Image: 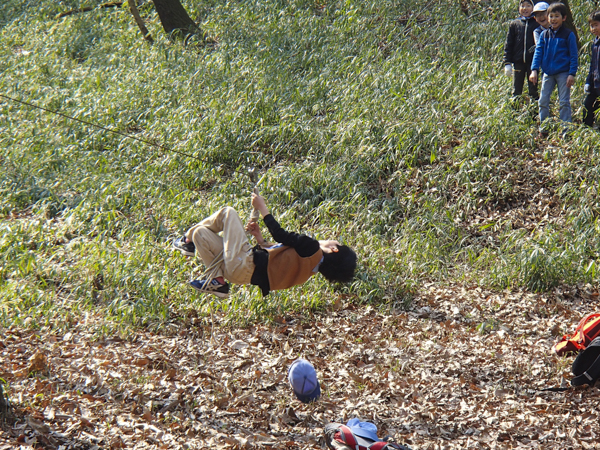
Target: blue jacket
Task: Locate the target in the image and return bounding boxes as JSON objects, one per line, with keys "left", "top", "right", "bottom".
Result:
{"left": 586, "top": 37, "right": 600, "bottom": 94}
{"left": 531, "top": 26, "right": 578, "bottom": 76}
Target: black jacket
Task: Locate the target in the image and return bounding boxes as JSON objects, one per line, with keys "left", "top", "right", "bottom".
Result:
{"left": 504, "top": 16, "right": 538, "bottom": 66}
{"left": 250, "top": 214, "right": 320, "bottom": 296}
{"left": 586, "top": 37, "right": 600, "bottom": 94}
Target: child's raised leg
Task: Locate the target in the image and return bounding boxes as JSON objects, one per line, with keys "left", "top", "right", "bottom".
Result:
{"left": 187, "top": 207, "right": 255, "bottom": 285}
{"left": 187, "top": 220, "right": 225, "bottom": 280}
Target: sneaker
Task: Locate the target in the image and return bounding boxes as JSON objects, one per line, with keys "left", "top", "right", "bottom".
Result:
{"left": 173, "top": 235, "right": 195, "bottom": 256}
{"left": 189, "top": 279, "right": 230, "bottom": 298}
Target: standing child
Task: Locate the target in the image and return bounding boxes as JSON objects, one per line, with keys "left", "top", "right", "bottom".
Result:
{"left": 529, "top": 2, "right": 578, "bottom": 136}
{"left": 583, "top": 11, "right": 600, "bottom": 128}
{"left": 504, "top": 0, "right": 539, "bottom": 100}
{"left": 172, "top": 194, "right": 357, "bottom": 298}
{"left": 532, "top": 2, "right": 550, "bottom": 45}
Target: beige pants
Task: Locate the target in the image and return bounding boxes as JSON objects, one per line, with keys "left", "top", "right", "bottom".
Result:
{"left": 186, "top": 207, "right": 255, "bottom": 285}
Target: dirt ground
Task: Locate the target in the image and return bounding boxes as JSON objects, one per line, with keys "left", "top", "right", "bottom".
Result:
{"left": 2, "top": 283, "right": 600, "bottom": 449}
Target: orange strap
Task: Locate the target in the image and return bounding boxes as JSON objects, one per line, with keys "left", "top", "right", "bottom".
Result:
{"left": 567, "top": 313, "right": 600, "bottom": 350}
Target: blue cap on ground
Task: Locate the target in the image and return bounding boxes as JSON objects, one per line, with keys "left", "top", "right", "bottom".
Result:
{"left": 288, "top": 359, "right": 321, "bottom": 403}
{"left": 346, "top": 418, "right": 380, "bottom": 442}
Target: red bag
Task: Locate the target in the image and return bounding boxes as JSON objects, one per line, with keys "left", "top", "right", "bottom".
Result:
{"left": 554, "top": 313, "right": 600, "bottom": 356}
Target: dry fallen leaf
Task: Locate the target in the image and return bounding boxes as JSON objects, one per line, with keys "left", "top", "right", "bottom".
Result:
{"left": 230, "top": 340, "right": 249, "bottom": 350}
{"left": 333, "top": 297, "right": 344, "bottom": 311}
{"left": 3, "top": 284, "right": 600, "bottom": 449}
{"left": 27, "top": 351, "right": 48, "bottom": 375}
{"left": 134, "top": 358, "right": 151, "bottom": 367}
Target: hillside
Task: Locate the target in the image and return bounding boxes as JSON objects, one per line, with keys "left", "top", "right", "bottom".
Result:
{"left": 1, "top": 0, "right": 600, "bottom": 448}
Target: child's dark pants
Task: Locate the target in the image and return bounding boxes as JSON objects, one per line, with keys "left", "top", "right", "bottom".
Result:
{"left": 583, "top": 91, "right": 600, "bottom": 127}
{"left": 513, "top": 63, "right": 538, "bottom": 99}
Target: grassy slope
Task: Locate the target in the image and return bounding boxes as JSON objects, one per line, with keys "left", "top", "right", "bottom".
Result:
{"left": 1, "top": 0, "right": 599, "bottom": 334}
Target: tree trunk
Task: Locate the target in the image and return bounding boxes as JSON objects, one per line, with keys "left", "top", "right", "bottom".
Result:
{"left": 151, "top": 0, "right": 200, "bottom": 38}
{"left": 561, "top": 0, "right": 580, "bottom": 49}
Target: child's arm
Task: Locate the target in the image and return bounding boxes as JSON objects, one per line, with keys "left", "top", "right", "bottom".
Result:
{"left": 245, "top": 221, "right": 267, "bottom": 245}
{"left": 245, "top": 221, "right": 276, "bottom": 248}
{"left": 586, "top": 41, "right": 596, "bottom": 90}
{"left": 503, "top": 22, "right": 516, "bottom": 68}
{"left": 251, "top": 194, "right": 320, "bottom": 257}
{"left": 567, "top": 31, "right": 578, "bottom": 87}
{"left": 262, "top": 215, "right": 320, "bottom": 257}
{"left": 529, "top": 33, "right": 544, "bottom": 85}
{"left": 586, "top": 52, "right": 594, "bottom": 92}
{"left": 529, "top": 70, "right": 538, "bottom": 85}
{"left": 251, "top": 193, "right": 270, "bottom": 218}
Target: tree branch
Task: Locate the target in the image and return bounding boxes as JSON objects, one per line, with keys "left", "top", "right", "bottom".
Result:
{"left": 128, "top": 0, "right": 154, "bottom": 43}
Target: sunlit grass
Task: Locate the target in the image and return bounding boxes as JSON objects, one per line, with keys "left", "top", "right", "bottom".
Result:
{"left": 1, "top": 0, "right": 598, "bottom": 332}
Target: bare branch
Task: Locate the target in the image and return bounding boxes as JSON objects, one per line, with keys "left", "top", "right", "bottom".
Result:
{"left": 128, "top": 0, "right": 154, "bottom": 43}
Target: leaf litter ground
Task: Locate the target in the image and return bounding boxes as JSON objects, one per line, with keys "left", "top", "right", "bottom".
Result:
{"left": 2, "top": 283, "right": 600, "bottom": 449}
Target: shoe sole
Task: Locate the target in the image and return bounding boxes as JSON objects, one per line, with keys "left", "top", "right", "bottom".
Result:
{"left": 173, "top": 247, "right": 195, "bottom": 257}
{"left": 172, "top": 242, "right": 195, "bottom": 256}
{"left": 189, "top": 283, "right": 229, "bottom": 298}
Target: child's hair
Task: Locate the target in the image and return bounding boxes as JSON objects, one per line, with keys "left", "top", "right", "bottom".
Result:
{"left": 589, "top": 11, "right": 600, "bottom": 23}
{"left": 520, "top": 0, "right": 533, "bottom": 6}
{"left": 318, "top": 245, "right": 357, "bottom": 283}
{"left": 548, "top": 2, "right": 568, "bottom": 17}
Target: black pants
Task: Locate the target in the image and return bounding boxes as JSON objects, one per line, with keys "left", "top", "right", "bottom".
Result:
{"left": 583, "top": 91, "right": 600, "bottom": 127}
{"left": 513, "top": 63, "right": 538, "bottom": 99}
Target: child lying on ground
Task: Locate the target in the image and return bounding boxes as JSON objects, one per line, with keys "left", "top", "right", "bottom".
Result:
{"left": 173, "top": 193, "right": 357, "bottom": 298}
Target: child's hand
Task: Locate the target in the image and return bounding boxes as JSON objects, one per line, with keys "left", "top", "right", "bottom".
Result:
{"left": 585, "top": 84, "right": 591, "bottom": 93}
{"left": 245, "top": 221, "right": 259, "bottom": 234}
{"left": 504, "top": 64, "right": 513, "bottom": 77}
{"left": 529, "top": 71, "right": 538, "bottom": 85}
{"left": 251, "top": 193, "right": 270, "bottom": 217}
{"left": 566, "top": 75, "right": 575, "bottom": 88}
{"left": 245, "top": 221, "right": 264, "bottom": 243}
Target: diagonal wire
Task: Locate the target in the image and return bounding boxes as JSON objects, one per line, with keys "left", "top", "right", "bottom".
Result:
{"left": 0, "top": 92, "right": 315, "bottom": 177}
{"left": 0, "top": 92, "right": 202, "bottom": 162}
